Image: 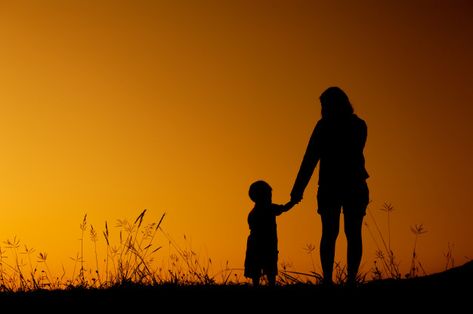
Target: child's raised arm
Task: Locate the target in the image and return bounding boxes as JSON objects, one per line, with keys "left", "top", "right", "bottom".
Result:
{"left": 282, "top": 200, "right": 297, "bottom": 212}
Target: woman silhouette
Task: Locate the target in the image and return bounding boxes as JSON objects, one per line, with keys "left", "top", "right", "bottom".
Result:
{"left": 291, "top": 87, "right": 369, "bottom": 286}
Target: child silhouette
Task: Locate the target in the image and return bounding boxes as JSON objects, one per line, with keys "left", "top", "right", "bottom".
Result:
{"left": 244, "top": 180, "right": 295, "bottom": 286}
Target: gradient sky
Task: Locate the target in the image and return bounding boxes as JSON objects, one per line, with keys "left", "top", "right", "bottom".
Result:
{"left": 0, "top": 0, "right": 472, "bottom": 279}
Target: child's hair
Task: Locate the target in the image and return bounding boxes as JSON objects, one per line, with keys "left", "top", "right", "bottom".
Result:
{"left": 249, "top": 180, "right": 272, "bottom": 203}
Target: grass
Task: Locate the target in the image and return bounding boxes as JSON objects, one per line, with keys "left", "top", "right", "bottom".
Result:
{"left": 280, "top": 201, "right": 439, "bottom": 286}
{"left": 0, "top": 208, "right": 470, "bottom": 312}
{"left": 0, "top": 205, "right": 467, "bottom": 293}
{"left": 365, "top": 202, "right": 401, "bottom": 280}
{"left": 0, "top": 210, "right": 237, "bottom": 292}
{"left": 363, "top": 202, "right": 438, "bottom": 281}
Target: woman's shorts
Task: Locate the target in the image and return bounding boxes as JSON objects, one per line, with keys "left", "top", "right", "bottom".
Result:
{"left": 317, "top": 181, "right": 369, "bottom": 217}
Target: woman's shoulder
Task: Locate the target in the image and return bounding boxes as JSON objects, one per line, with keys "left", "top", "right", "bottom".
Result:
{"left": 351, "top": 114, "right": 367, "bottom": 128}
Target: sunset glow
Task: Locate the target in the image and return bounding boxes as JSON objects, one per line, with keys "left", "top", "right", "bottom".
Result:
{"left": 0, "top": 1, "right": 472, "bottom": 281}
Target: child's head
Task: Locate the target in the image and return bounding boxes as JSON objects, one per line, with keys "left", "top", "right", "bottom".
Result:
{"left": 249, "top": 180, "right": 272, "bottom": 205}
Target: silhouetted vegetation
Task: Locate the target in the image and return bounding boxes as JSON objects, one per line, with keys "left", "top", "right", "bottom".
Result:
{"left": 0, "top": 209, "right": 470, "bottom": 312}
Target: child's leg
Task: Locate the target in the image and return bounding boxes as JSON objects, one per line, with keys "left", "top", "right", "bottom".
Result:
{"left": 267, "top": 275, "right": 276, "bottom": 287}
{"left": 252, "top": 276, "right": 260, "bottom": 287}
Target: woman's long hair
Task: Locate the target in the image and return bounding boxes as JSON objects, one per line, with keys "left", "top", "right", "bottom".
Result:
{"left": 319, "top": 87, "right": 354, "bottom": 120}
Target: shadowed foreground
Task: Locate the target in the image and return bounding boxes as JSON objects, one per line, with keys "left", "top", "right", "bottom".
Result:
{"left": 1, "top": 261, "right": 471, "bottom": 312}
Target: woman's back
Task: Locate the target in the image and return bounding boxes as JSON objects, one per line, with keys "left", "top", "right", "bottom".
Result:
{"left": 317, "top": 114, "right": 369, "bottom": 186}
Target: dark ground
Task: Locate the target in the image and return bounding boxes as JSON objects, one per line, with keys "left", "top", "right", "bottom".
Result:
{"left": 1, "top": 261, "right": 471, "bottom": 313}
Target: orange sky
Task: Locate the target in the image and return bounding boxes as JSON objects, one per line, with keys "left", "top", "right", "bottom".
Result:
{"left": 0, "top": 0, "right": 472, "bottom": 279}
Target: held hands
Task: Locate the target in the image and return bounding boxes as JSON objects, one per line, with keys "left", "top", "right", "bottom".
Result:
{"left": 282, "top": 192, "right": 303, "bottom": 212}
{"left": 283, "top": 199, "right": 298, "bottom": 212}
{"left": 290, "top": 192, "right": 303, "bottom": 205}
